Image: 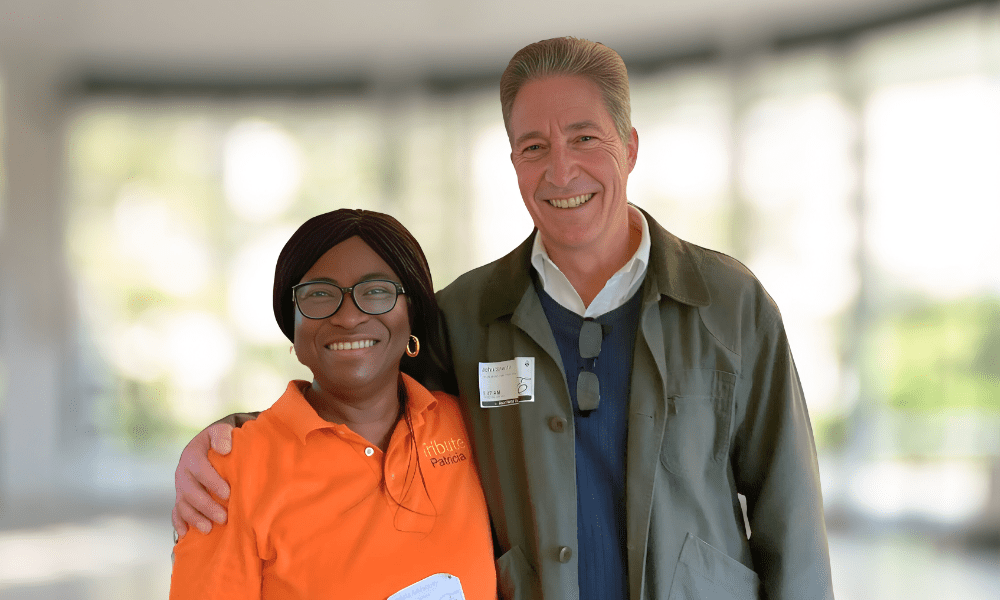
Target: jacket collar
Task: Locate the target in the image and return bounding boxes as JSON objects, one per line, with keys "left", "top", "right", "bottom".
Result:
{"left": 642, "top": 207, "right": 711, "bottom": 308}
{"left": 478, "top": 205, "right": 710, "bottom": 325}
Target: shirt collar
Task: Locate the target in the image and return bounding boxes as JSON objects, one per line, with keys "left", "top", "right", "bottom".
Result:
{"left": 529, "top": 204, "right": 651, "bottom": 317}
{"left": 269, "top": 374, "right": 438, "bottom": 445}
{"left": 476, "top": 206, "right": 709, "bottom": 327}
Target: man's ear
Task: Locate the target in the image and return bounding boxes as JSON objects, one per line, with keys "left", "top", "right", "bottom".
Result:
{"left": 626, "top": 127, "right": 639, "bottom": 172}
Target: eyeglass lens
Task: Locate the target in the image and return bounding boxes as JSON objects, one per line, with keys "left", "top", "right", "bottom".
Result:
{"left": 296, "top": 280, "right": 399, "bottom": 318}
{"left": 577, "top": 319, "right": 604, "bottom": 412}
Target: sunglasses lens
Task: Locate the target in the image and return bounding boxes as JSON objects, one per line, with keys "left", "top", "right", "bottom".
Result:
{"left": 579, "top": 320, "right": 603, "bottom": 358}
{"left": 577, "top": 371, "right": 600, "bottom": 412}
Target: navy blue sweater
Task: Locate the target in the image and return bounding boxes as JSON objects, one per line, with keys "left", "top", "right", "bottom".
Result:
{"left": 536, "top": 283, "right": 643, "bottom": 600}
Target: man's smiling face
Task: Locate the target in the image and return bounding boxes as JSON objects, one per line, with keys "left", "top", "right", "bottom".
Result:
{"left": 508, "top": 74, "right": 638, "bottom": 259}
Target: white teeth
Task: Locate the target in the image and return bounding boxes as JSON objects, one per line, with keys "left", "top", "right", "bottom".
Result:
{"left": 548, "top": 193, "right": 594, "bottom": 209}
{"left": 326, "top": 340, "right": 376, "bottom": 350}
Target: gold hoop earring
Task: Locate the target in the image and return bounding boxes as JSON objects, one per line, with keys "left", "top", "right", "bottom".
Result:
{"left": 405, "top": 335, "right": 420, "bottom": 357}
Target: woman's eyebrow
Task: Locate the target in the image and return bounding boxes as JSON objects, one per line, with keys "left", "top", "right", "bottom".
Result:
{"left": 357, "top": 272, "right": 396, "bottom": 282}
{"left": 301, "top": 272, "right": 396, "bottom": 285}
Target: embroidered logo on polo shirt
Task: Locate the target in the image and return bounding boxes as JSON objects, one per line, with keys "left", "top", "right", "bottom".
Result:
{"left": 422, "top": 437, "right": 468, "bottom": 468}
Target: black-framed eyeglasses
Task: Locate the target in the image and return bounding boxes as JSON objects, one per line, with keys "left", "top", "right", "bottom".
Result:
{"left": 292, "top": 279, "right": 406, "bottom": 320}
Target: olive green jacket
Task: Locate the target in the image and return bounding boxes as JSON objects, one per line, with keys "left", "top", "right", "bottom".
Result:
{"left": 435, "top": 208, "right": 833, "bottom": 600}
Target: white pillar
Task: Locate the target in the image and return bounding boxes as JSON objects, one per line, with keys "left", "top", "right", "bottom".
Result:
{"left": 0, "top": 50, "right": 72, "bottom": 509}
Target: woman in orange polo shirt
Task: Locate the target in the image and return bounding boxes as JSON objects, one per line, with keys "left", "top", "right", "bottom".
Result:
{"left": 169, "top": 209, "right": 496, "bottom": 599}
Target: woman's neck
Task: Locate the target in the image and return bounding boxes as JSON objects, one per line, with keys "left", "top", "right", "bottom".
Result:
{"left": 305, "top": 380, "right": 402, "bottom": 451}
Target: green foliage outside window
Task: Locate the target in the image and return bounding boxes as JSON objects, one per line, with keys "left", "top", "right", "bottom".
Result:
{"left": 866, "top": 297, "right": 1000, "bottom": 412}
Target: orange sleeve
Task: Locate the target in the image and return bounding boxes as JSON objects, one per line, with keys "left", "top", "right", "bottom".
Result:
{"left": 169, "top": 444, "right": 262, "bottom": 599}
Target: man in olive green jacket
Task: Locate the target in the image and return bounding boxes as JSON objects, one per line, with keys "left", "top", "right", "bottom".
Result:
{"left": 436, "top": 206, "right": 832, "bottom": 599}
{"left": 173, "top": 37, "right": 833, "bottom": 599}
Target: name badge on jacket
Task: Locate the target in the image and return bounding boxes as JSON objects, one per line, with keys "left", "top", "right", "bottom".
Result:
{"left": 478, "top": 357, "right": 535, "bottom": 408}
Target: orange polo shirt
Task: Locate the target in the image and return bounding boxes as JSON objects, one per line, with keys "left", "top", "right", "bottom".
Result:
{"left": 170, "top": 374, "right": 496, "bottom": 599}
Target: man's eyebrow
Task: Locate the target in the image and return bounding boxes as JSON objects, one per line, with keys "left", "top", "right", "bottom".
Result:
{"left": 515, "top": 121, "right": 603, "bottom": 147}
{"left": 514, "top": 131, "right": 544, "bottom": 148}
{"left": 566, "top": 120, "right": 601, "bottom": 132}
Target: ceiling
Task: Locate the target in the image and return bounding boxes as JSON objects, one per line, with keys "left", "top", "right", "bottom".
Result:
{"left": 0, "top": 0, "right": 969, "bottom": 85}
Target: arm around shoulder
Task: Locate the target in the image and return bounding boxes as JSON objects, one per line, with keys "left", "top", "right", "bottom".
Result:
{"left": 172, "top": 412, "right": 260, "bottom": 536}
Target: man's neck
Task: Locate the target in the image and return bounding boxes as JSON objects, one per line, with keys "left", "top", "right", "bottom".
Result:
{"left": 543, "top": 213, "right": 641, "bottom": 308}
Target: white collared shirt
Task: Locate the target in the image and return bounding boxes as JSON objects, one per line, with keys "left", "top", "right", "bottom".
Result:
{"left": 530, "top": 205, "right": 651, "bottom": 318}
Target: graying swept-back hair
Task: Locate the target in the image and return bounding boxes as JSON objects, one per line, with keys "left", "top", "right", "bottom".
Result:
{"left": 500, "top": 36, "right": 632, "bottom": 143}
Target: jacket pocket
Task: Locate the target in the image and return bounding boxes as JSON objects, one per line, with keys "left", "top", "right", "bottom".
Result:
{"left": 496, "top": 545, "right": 535, "bottom": 600}
{"left": 660, "top": 369, "right": 736, "bottom": 476}
{"left": 667, "top": 533, "right": 760, "bottom": 600}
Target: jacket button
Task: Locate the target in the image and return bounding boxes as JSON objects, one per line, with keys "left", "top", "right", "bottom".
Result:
{"left": 558, "top": 546, "right": 572, "bottom": 563}
{"left": 548, "top": 416, "right": 566, "bottom": 432}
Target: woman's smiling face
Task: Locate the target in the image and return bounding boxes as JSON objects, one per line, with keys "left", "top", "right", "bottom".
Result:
{"left": 292, "top": 235, "right": 410, "bottom": 399}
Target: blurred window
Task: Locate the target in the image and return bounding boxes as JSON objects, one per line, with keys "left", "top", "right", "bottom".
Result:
{"left": 63, "top": 8, "right": 1000, "bottom": 523}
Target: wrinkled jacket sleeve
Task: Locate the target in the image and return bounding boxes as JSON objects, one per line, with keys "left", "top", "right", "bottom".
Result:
{"left": 731, "top": 310, "right": 834, "bottom": 599}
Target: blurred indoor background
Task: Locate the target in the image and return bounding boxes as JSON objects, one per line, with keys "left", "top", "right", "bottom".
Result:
{"left": 0, "top": 0, "right": 998, "bottom": 598}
